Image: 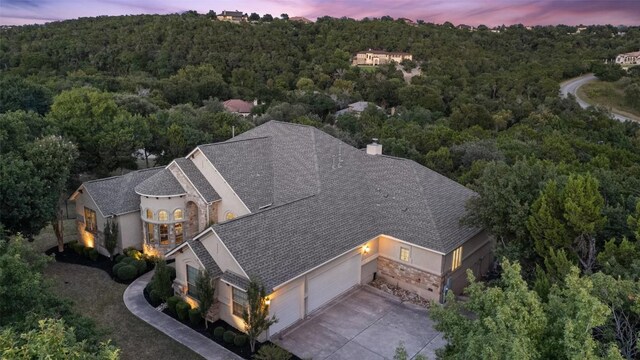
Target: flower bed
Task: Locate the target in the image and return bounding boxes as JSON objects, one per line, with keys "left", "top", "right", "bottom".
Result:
{"left": 142, "top": 287, "right": 299, "bottom": 360}
{"left": 45, "top": 243, "right": 156, "bottom": 284}
{"left": 370, "top": 278, "right": 432, "bottom": 308}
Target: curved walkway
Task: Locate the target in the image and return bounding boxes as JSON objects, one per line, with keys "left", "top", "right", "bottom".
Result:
{"left": 124, "top": 271, "right": 241, "bottom": 360}
{"left": 560, "top": 73, "right": 635, "bottom": 123}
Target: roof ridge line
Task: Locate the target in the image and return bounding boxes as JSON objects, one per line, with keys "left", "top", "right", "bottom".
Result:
{"left": 213, "top": 194, "right": 317, "bottom": 226}
{"left": 83, "top": 166, "right": 163, "bottom": 184}
{"left": 196, "top": 135, "right": 270, "bottom": 149}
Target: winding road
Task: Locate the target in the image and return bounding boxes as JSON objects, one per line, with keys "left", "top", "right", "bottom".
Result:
{"left": 559, "top": 73, "right": 635, "bottom": 123}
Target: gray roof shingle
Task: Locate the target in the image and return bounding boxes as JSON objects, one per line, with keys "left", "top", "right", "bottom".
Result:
{"left": 200, "top": 121, "right": 481, "bottom": 290}
{"left": 174, "top": 158, "right": 221, "bottom": 203}
{"left": 221, "top": 271, "right": 250, "bottom": 291}
{"left": 190, "top": 240, "right": 223, "bottom": 278}
{"left": 83, "top": 167, "right": 162, "bottom": 216}
{"left": 135, "top": 168, "right": 186, "bottom": 197}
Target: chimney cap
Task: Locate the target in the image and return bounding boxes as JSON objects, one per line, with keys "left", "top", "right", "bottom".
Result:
{"left": 372, "top": 138, "right": 379, "bottom": 143}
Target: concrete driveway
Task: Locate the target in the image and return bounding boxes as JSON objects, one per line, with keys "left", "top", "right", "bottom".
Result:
{"left": 274, "top": 286, "right": 445, "bottom": 360}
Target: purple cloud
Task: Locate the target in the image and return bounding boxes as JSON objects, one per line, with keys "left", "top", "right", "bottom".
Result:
{"left": 1, "top": 0, "right": 638, "bottom": 26}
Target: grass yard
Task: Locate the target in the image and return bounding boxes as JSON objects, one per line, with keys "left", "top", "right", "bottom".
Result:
{"left": 33, "top": 221, "right": 202, "bottom": 360}
{"left": 578, "top": 79, "right": 640, "bottom": 122}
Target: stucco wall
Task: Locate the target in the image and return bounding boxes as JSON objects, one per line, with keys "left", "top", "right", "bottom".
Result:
{"left": 378, "top": 235, "right": 443, "bottom": 275}
{"left": 75, "top": 190, "right": 106, "bottom": 253}
{"left": 217, "top": 281, "right": 245, "bottom": 330}
{"left": 173, "top": 245, "right": 203, "bottom": 302}
{"left": 118, "top": 211, "right": 143, "bottom": 252}
{"left": 443, "top": 231, "right": 493, "bottom": 295}
{"left": 199, "top": 231, "right": 246, "bottom": 276}
{"left": 191, "top": 150, "right": 250, "bottom": 222}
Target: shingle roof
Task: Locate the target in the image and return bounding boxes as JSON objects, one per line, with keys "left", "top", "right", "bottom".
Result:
{"left": 174, "top": 158, "right": 221, "bottom": 203}
{"left": 190, "top": 240, "right": 222, "bottom": 278}
{"left": 135, "top": 168, "right": 186, "bottom": 197}
{"left": 82, "top": 167, "right": 162, "bottom": 216}
{"left": 221, "top": 271, "right": 250, "bottom": 291}
{"left": 223, "top": 99, "right": 254, "bottom": 114}
{"left": 198, "top": 121, "right": 481, "bottom": 290}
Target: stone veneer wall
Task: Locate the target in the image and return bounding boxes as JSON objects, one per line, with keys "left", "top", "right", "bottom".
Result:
{"left": 377, "top": 256, "right": 442, "bottom": 301}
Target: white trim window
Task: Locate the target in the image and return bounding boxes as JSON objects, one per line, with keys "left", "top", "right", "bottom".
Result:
{"left": 452, "top": 246, "right": 463, "bottom": 271}
{"left": 232, "top": 287, "right": 248, "bottom": 317}
{"left": 84, "top": 207, "right": 97, "bottom": 233}
{"left": 400, "top": 247, "right": 410, "bottom": 262}
{"left": 187, "top": 265, "right": 199, "bottom": 299}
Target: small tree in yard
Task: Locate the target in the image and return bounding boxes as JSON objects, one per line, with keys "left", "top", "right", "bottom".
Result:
{"left": 195, "top": 269, "right": 215, "bottom": 329}
{"left": 103, "top": 219, "right": 118, "bottom": 260}
{"left": 242, "top": 279, "right": 277, "bottom": 353}
{"left": 149, "top": 260, "right": 174, "bottom": 301}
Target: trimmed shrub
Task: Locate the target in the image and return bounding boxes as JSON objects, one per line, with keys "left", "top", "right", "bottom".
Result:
{"left": 213, "top": 326, "right": 225, "bottom": 338}
{"left": 176, "top": 301, "right": 190, "bottom": 321}
{"left": 133, "top": 259, "right": 147, "bottom": 275}
{"left": 149, "top": 290, "right": 162, "bottom": 306}
{"left": 124, "top": 247, "right": 142, "bottom": 259}
{"left": 168, "top": 266, "right": 176, "bottom": 281}
{"left": 116, "top": 264, "right": 138, "bottom": 281}
{"left": 233, "top": 335, "right": 247, "bottom": 347}
{"left": 88, "top": 248, "right": 98, "bottom": 261}
{"left": 223, "top": 330, "right": 236, "bottom": 344}
{"left": 73, "top": 243, "right": 85, "bottom": 255}
{"left": 188, "top": 308, "right": 202, "bottom": 325}
{"left": 166, "top": 296, "right": 180, "bottom": 314}
{"left": 112, "top": 262, "right": 126, "bottom": 275}
{"left": 82, "top": 246, "right": 92, "bottom": 258}
{"left": 253, "top": 344, "right": 292, "bottom": 360}
{"left": 114, "top": 254, "right": 126, "bottom": 263}
{"left": 121, "top": 256, "right": 135, "bottom": 264}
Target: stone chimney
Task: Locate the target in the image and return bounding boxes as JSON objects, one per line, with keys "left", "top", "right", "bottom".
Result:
{"left": 366, "top": 138, "right": 382, "bottom": 155}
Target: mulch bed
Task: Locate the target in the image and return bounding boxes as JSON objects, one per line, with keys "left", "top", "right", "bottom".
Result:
{"left": 45, "top": 244, "right": 153, "bottom": 284}
{"left": 142, "top": 288, "right": 300, "bottom": 360}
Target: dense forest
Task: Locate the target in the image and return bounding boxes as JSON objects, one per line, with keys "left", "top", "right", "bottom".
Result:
{"left": 1, "top": 13, "right": 640, "bottom": 359}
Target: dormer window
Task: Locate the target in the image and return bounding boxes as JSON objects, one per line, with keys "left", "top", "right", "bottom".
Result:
{"left": 174, "top": 209, "right": 183, "bottom": 221}
{"left": 158, "top": 210, "right": 168, "bottom": 221}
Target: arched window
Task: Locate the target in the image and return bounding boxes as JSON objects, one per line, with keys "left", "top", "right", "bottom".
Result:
{"left": 174, "top": 209, "right": 183, "bottom": 221}
{"left": 158, "top": 210, "right": 168, "bottom": 221}
{"left": 146, "top": 209, "right": 153, "bottom": 219}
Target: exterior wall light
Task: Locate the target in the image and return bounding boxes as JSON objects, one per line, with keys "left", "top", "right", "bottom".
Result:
{"left": 362, "top": 244, "right": 370, "bottom": 254}
{"left": 265, "top": 297, "right": 271, "bottom": 305}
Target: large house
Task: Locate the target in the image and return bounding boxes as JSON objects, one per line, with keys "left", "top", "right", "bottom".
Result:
{"left": 222, "top": 99, "right": 255, "bottom": 116}
{"left": 616, "top": 51, "right": 640, "bottom": 66}
{"left": 353, "top": 50, "right": 413, "bottom": 66}
{"left": 217, "top": 10, "right": 248, "bottom": 23}
{"left": 72, "top": 121, "right": 492, "bottom": 337}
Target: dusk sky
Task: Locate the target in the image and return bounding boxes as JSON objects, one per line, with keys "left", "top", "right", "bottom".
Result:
{"left": 1, "top": 0, "right": 639, "bottom": 27}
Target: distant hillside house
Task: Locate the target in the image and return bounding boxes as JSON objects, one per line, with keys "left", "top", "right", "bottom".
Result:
{"left": 289, "top": 16, "right": 313, "bottom": 23}
{"left": 217, "top": 10, "right": 248, "bottom": 23}
{"left": 335, "top": 101, "right": 382, "bottom": 117}
{"left": 223, "top": 99, "right": 255, "bottom": 116}
{"left": 353, "top": 50, "right": 412, "bottom": 66}
{"left": 616, "top": 51, "right": 640, "bottom": 66}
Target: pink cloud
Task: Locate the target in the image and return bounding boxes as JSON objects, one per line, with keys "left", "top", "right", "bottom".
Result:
{"left": 1, "top": 0, "right": 638, "bottom": 26}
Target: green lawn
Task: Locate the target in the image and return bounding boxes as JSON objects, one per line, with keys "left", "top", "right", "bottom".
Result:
{"left": 33, "top": 222, "right": 202, "bottom": 360}
{"left": 578, "top": 79, "right": 640, "bottom": 122}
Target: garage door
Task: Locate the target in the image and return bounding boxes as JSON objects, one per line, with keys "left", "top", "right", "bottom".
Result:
{"left": 307, "top": 253, "right": 360, "bottom": 313}
{"left": 269, "top": 282, "right": 304, "bottom": 335}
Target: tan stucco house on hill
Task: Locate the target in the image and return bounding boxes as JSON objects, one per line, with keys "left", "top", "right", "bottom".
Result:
{"left": 353, "top": 50, "right": 413, "bottom": 66}
{"left": 72, "top": 121, "right": 493, "bottom": 337}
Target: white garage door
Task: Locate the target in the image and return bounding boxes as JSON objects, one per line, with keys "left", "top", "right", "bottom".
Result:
{"left": 307, "top": 253, "right": 360, "bottom": 314}
{"left": 269, "top": 282, "right": 304, "bottom": 335}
